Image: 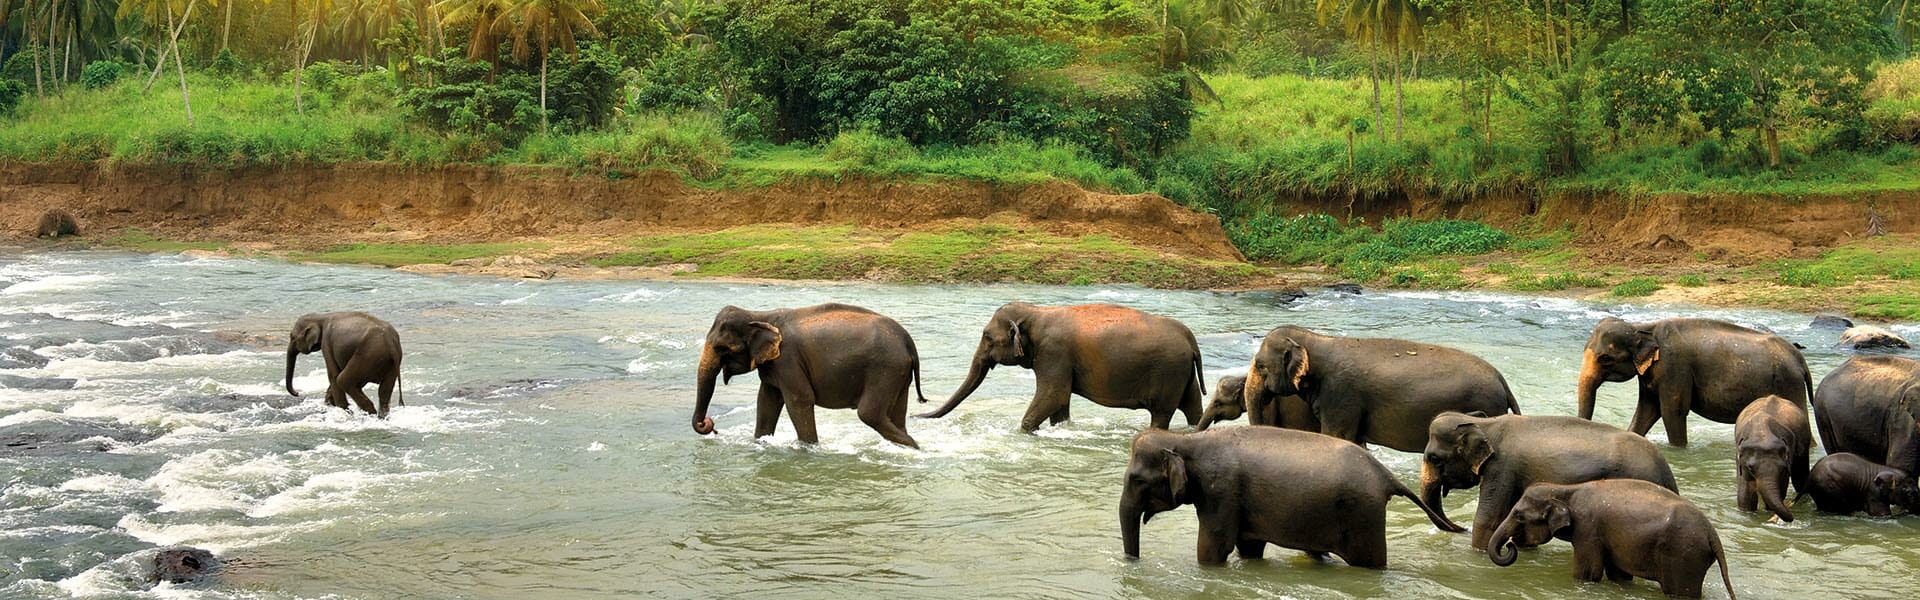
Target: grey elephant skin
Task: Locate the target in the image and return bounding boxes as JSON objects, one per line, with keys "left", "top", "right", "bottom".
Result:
{"left": 1733, "top": 395, "right": 1812, "bottom": 522}
{"left": 285, "top": 312, "right": 403, "bottom": 418}
{"left": 1193, "top": 375, "right": 1319, "bottom": 432}
{"left": 918, "top": 303, "right": 1205, "bottom": 431}
{"left": 1120, "top": 427, "right": 1462, "bottom": 568}
{"left": 1576, "top": 317, "right": 1811, "bottom": 447}
{"left": 1421, "top": 412, "right": 1677, "bottom": 550}
{"left": 1485, "top": 480, "right": 1735, "bottom": 599}
{"left": 693, "top": 303, "right": 926, "bottom": 448}
{"left": 1807, "top": 452, "right": 1920, "bottom": 517}
{"left": 1813, "top": 355, "right": 1920, "bottom": 475}
{"left": 1242, "top": 325, "right": 1520, "bottom": 451}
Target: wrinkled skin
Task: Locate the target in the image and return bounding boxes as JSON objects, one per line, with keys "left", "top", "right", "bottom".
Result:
{"left": 1576, "top": 317, "right": 1811, "bottom": 447}
{"left": 1421, "top": 412, "right": 1677, "bottom": 550}
{"left": 285, "top": 312, "right": 403, "bottom": 418}
{"left": 1812, "top": 355, "right": 1920, "bottom": 476}
{"left": 919, "top": 303, "right": 1205, "bottom": 431}
{"left": 693, "top": 303, "right": 926, "bottom": 448}
{"left": 1484, "top": 480, "right": 1736, "bottom": 599}
{"left": 1733, "top": 395, "right": 1812, "bottom": 522}
{"left": 1807, "top": 452, "right": 1920, "bottom": 517}
{"left": 1193, "top": 375, "right": 1319, "bottom": 432}
{"left": 1243, "top": 326, "right": 1521, "bottom": 451}
{"left": 1121, "top": 427, "right": 1461, "bottom": 567}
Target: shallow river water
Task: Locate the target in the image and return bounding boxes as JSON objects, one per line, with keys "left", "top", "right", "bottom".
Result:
{"left": 1, "top": 250, "right": 1916, "bottom": 599}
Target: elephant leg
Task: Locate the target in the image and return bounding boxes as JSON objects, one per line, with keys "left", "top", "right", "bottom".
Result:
{"left": 1195, "top": 526, "right": 1235, "bottom": 565}
{"left": 857, "top": 389, "right": 918, "bottom": 449}
{"left": 1019, "top": 364, "right": 1073, "bottom": 432}
{"left": 1178, "top": 380, "right": 1203, "bottom": 427}
{"left": 1603, "top": 562, "right": 1632, "bottom": 583}
{"left": 1627, "top": 398, "right": 1661, "bottom": 437}
{"left": 754, "top": 386, "right": 784, "bottom": 438}
{"left": 1660, "top": 399, "right": 1691, "bottom": 447}
{"left": 1049, "top": 402, "right": 1070, "bottom": 425}
{"left": 1470, "top": 482, "right": 1519, "bottom": 550}
{"left": 1659, "top": 569, "right": 1702, "bottom": 598}
{"left": 376, "top": 370, "right": 396, "bottom": 419}
{"left": 335, "top": 357, "right": 384, "bottom": 416}
{"left": 1335, "top": 545, "right": 1387, "bottom": 570}
{"left": 1737, "top": 479, "right": 1757, "bottom": 512}
{"left": 1235, "top": 540, "right": 1267, "bottom": 560}
{"left": 1570, "top": 547, "right": 1606, "bottom": 583}
{"left": 1149, "top": 408, "right": 1175, "bottom": 430}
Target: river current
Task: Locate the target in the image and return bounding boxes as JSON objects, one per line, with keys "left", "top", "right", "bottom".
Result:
{"left": 0, "top": 249, "right": 1915, "bottom": 599}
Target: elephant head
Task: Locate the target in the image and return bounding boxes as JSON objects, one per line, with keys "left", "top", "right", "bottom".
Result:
{"left": 1486, "top": 484, "right": 1574, "bottom": 566}
{"left": 1194, "top": 375, "right": 1248, "bottom": 431}
{"left": 1120, "top": 430, "right": 1191, "bottom": 559}
{"left": 692, "top": 306, "right": 783, "bottom": 435}
{"left": 1246, "top": 326, "right": 1312, "bottom": 410}
{"left": 1576, "top": 318, "right": 1660, "bottom": 420}
{"left": 284, "top": 314, "right": 325, "bottom": 397}
{"left": 1738, "top": 436, "right": 1797, "bottom": 522}
{"left": 1421, "top": 411, "right": 1494, "bottom": 531}
{"left": 918, "top": 304, "right": 1035, "bottom": 419}
{"left": 1872, "top": 468, "right": 1920, "bottom": 515}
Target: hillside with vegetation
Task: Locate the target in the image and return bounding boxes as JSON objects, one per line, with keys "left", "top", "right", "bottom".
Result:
{"left": 4, "top": 0, "right": 1920, "bottom": 316}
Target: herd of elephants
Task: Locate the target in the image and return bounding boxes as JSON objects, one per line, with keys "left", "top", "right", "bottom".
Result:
{"left": 283, "top": 302, "right": 1920, "bottom": 598}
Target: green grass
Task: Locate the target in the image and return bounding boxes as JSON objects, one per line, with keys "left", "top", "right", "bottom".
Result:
{"left": 1610, "top": 277, "right": 1663, "bottom": 297}
{"left": 290, "top": 242, "right": 545, "bottom": 267}
{"left": 1855, "top": 291, "right": 1920, "bottom": 321}
{"left": 589, "top": 224, "right": 1261, "bottom": 287}
{"left": 1677, "top": 274, "right": 1707, "bottom": 287}
{"left": 99, "top": 229, "right": 228, "bottom": 252}
{"left": 1507, "top": 272, "right": 1607, "bottom": 291}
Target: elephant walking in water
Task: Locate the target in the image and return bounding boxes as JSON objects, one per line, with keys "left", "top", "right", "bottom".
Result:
{"left": 285, "top": 312, "right": 403, "bottom": 418}
{"left": 917, "top": 303, "right": 1205, "bottom": 431}
{"left": 1484, "top": 480, "right": 1736, "bottom": 599}
{"left": 692, "top": 303, "right": 927, "bottom": 448}
{"left": 1812, "top": 355, "right": 1920, "bottom": 475}
{"left": 1575, "top": 317, "right": 1811, "bottom": 447}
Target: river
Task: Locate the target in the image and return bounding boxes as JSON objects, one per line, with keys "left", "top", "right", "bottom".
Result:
{"left": 0, "top": 250, "right": 1914, "bottom": 599}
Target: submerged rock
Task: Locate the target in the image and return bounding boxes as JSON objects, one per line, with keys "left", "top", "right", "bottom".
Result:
{"left": 1837, "top": 325, "right": 1910, "bottom": 351}
{"left": 0, "top": 346, "right": 50, "bottom": 369}
{"left": 0, "top": 374, "right": 77, "bottom": 390}
{"left": 1811, "top": 314, "right": 1855, "bottom": 330}
{"left": 148, "top": 547, "right": 220, "bottom": 586}
{"left": 1323, "top": 282, "right": 1364, "bottom": 295}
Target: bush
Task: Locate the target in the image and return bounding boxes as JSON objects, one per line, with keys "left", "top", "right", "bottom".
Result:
{"left": 1677, "top": 274, "right": 1707, "bottom": 287}
{"left": 0, "top": 79, "right": 25, "bottom": 116}
{"left": 210, "top": 48, "right": 245, "bottom": 76}
{"left": 1610, "top": 277, "right": 1663, "bottom": 297}
{"left": 80, "top": 61, "right": 126, "bottom": 89}
{"left": 1228, "top": 212, "right": 1370, "bottom": 263}
{"left": 823, "top": 129, "right": 917, "bottom": 167}
{"left": 1345, "top": 219, "right": 1513, "bottom": 264}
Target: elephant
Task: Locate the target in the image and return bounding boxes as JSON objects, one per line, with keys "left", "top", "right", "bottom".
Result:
{"left": 285, "top": 312, "right": 403, "bottom": 418}
{"left": 1576, "top": 317, "right": 1812, "bottom": 447}
{"left": 1733, "top": 395, "right": 1812, "bottom": 522}
{"left": 1813, "top": 355, "right": 1920, "bottom": 475}
{"left": 35, "top": 209, "right": 79, "bottom": 238}
{"left": 1485, "top": 480, "right": 1735, "bottom": 599}
{"left": 917, "top": 303, "right": 1205, "bottom": 431}
{"left": 1421, "top": 412, "right": 1677, "bottom": 550}
{"left": 1193, "top": 375, "right": 1319, "bottom": 432}
{"left": 693, "top": 303, "right": 927, "bottom": 448}
{"left": 1241, "top": 325, "right": 1521, "bottom": 451}
{"left": 1120, "top": 426, "right": 1462, "bottom": 567}
{"left": 1807, "top": 452, "right": 1920, "bottom": 517}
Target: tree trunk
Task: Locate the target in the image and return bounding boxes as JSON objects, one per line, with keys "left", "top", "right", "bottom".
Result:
{"left": 1544, "top": 0, "right": 1558, "bottom": 71}
{"left": 295, "top": 29, "right": 314, "bottom": 114}
{"left": 539, "top": 43, "right": 549, "bottom": 131}
{"left": 168, "top": 2, "right": 194, "bottom": 125}
{"left": 46, "top": 0, "right": 58, "bottom": 86}
{"left": 1393, "top": 47, "right": 1406, "bottom": 141}
{"left": 1763, "top": 120, "right": 1781, "bottom": 168}
{"left": 145, "top": 0, "right": 197, "bottom": 93}
{"left": 1368, "top": 33, "right": 1383, "bottom": 140}
{"left": 64, "top": 28, "right": 73, "bottom": 82}
{"left": 222, "top": 0, "right": 233, "bottom": 49}
{"left": 31, "top": 29, "right": 44, "bottom": 97}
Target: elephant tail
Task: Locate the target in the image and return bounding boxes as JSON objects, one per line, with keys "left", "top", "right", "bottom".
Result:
{"left": 397, "top": 368, "right": 405, "bottom": 407}
{"left": 1713, "top": 535, "right": 1736, "bottom": 600}
{"left": 912, "top": 356, "right": 929, "bottom": 403}
{"left": 1494, "top": 371, "right": 1521, "bottom": 415}
{"left": 1192, "top": 353, "right": 1207, "bottom": 397}
{"left": 1390, "top": 475, "right": 1466, "bottom": 533}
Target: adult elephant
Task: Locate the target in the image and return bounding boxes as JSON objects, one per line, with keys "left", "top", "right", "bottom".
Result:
{"left": 1576, "top": 317, "right": 1811, "bottom": 447}
{"left": 917, "top": 303, "right": 1205, "bottom": 431}
{"left": 1193, "top": 375, "right": 1319, "bottom": 432}
{"left": 1241, "top": 326, "right": 1521, "bottom": 451}
{"left": 285, "top": 312, "right": 403, "bottom": 418}
{"left": 1812, "top": 355, "right": 1920, "bottom": 475}
{"left": 693, "top": 304, "right": 926, "bottom": 448}
{"left": 1422, "top": 412, "right": 1677, "bottom": 550}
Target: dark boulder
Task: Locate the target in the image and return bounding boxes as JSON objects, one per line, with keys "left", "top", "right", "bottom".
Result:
{"left": 149, "top": 547, "right": 220, "bottom": 586}
{"left": 1811, "top": 314, "right": 1855, "bottom": 330}
{"left": 1323, "top": 282, "right": 1363, "bottom": 295}
{"left": 35, "top": 210, "right": 80, "bottom": 238}
{"left": 1837, "top": 325, "right": 1910, "bottom": 352}
{"left": 0, "top": 374, "right": 77, "bottom": 390}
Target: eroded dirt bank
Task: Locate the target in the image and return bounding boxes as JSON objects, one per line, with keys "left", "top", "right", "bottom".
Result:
{"left": 0, "top": 162, "right": 1243, "bottom": 262}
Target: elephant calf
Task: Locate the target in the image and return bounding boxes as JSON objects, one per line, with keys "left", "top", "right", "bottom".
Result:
{"left": 1121, "top": 427, "right": 1462, "bottom": 568}
{"left": 1422, "top": 412, "right": 1677, "bottom": 550}
{"left": 1733, "top": 395, "right": 1812, "bottom": 522}
{"left": 1807, "top": 452, "right": 1920, "bottom": 517}
{"left": 1812, "top": 355, "right": 1920, "bottom": 476}
{"left": 1576, "top": 317, "right": 1811, "bottom": 447}
{"left": 693, "top": 303, "right": 927, "bottom": 448}
{"left": 1193, "top": 375, "right": 1318, "bottom": 432}
{"left": 1486, "top": 480, "right": 1735, "bottom": 599}
{"left": 285, "top": 312, "right": 403, "bottom": 418}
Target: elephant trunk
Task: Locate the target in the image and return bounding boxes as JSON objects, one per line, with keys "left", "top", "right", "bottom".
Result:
{"left": 917, "top": 350, "right": 991, "bottom": 419}
{"left": 692, "top": 344, "right": 719, "bottom": 435}
{"left": 1575, "top": 349, "right": 1602, "bottom": 420}
{"left": 1758, "top": 472, "right": 1794, "bottom": 522}
{"left": 1419, "top": 461, "right": 1454, "bottom": 530}
{"left": 284, "top": 342, "right": 301, "bottom": 397}
{"left": 1195, "top": 411, "right": 1218, "bottom": 431}
{"left": 1120, "top": 498, "right": 1144, "bottom": 559}
{"left": 1486, "top": 517, "right": 1520, "bottom": 566}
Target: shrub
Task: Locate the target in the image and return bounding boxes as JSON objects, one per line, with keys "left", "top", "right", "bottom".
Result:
{"left": 1677, "top": 274, "right": 1707, "bottom": 287}
{"left": 1778, "top": 265, "right": 1850, "bottom": 287}
{"left": 823, "top": 129, "right": 917, "bottom": 168}
{"left": 0, "top": 79, "right": 25, "bottom": 116}
{"left": 210, "top": 48, "right": 245, "bottom": 76}
{"left": 1228, "top": 213, "right": 1371, "bottom": 263}
{"left": 1344, "top": 219, "right": 1513, "bottom": 264}
{"left": 1509, "top": 272, "right": 1605, "bottom": 291}
{"left": 1610, "top": 277, "right": 1663, "bottom": 297}
{"left": 80, "top": 61, "right": 126, "bottom": 89}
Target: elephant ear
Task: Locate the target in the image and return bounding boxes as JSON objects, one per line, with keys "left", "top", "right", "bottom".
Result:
{"left": 1632, "top": 329, "right": 1661, "bottom": 376}
{"left": 747, "top": 321, "right": 783, "bottom": 368}
{"left": 1874, "top": 471, "right": 1898, "bottom": 497}
{"left": 1458, "top": 423, "right": 1494, "bottom": 476}
{"left": 292, "top": 320, "right": 321, "bottom": 353}
{"left": 1008, "top": 319, "right": 1026, "bottom": 359}
{"left": 1545, "top": 498, "right": 1572, "bottom": 535}
{"left": 1162, "top": 448, "right": 1188, "bottom": 501}
{"left": 1286, "top": 342, "right": 1311, "bottom": 390}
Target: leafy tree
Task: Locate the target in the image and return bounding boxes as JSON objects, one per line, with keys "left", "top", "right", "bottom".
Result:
{"left": 505, "top": 0, "right": 602, "bottom": 130}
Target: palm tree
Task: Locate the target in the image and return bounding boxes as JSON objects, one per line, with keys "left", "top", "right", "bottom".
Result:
{"left": 507, "top": 0, "right": 600, "bottom": 130}
{"left": 120, "top": 0, "right": 197, "bottom": 123}
{"left": 437, "top": 0, "right": 514, "bottom": 75}
{"left": 290, "top": 0, "right": 332, "bottom": 113}
{"left": 1317, "top": 0, "right": 1423, "bottom": 140}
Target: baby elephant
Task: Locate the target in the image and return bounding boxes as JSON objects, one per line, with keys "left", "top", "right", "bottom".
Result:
{"left": 1121, "top": 426, "right": 1462, "bottom": 568}
{"left": 1808, "top": 452, "right": 1920, "bottom": 517}
{"left": 1733, "top": 395, "right": 1812, "bottom": 522}
{"left": 1486, "top": 480, "right": 1735, "bottom": 599}
{"left": 286, "top": 312, "right": 404, "bottom": 418}
{"left": 1193, "top": 375, "right": 1318, "bottom": 432}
